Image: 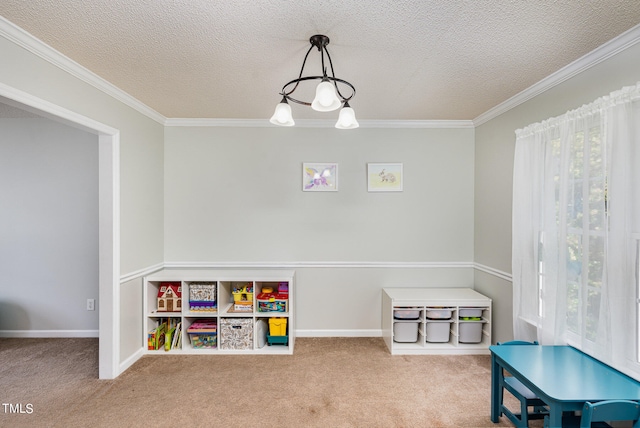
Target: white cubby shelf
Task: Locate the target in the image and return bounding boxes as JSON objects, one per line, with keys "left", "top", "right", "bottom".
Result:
{"left": 144, "top": 269, "right": 295, "bottom": 355}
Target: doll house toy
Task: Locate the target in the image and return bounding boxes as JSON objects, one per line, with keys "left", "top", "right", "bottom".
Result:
{"left": 157, "top": 282, "right": 182, "bottom": 312}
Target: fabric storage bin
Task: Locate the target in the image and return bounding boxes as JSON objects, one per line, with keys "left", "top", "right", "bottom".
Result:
{"left": 220, "top": 318, "right": 253, "bottom": 350}
{"left": 459, "top": 322, "right": 483, "bottom": 343}
{"left": 425, "top": 321, "right": 451, "bottom": 342}
{"left": 426, "top": 308, "right": 452, "bottom": 319}
{"left": 394, "top": 308, "right": 420, "bottom": 320}
{"left": 393, "top": 320, "right": 419, "bottom": 343}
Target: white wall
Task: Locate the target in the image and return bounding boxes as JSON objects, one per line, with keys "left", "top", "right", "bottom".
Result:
{"left": 0, "top": 116, "right": 98, "bottom": 333}
{"left": 474, "top": 38, "right": 640, "bottom": 343}
{"left": 164, "top": 126, "right": 476, "bottom": 332}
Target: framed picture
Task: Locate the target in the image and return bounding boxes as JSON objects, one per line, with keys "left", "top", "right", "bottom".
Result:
{"left": 367, "top": 163, "right": 403, "bottom": 192}
{"left": 303, "top": 163, "right": 338, "bottom": 191}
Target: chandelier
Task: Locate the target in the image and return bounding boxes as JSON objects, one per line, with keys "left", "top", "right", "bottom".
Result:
{"left": 270, "top": 35, "right": 359, "bottom": 129}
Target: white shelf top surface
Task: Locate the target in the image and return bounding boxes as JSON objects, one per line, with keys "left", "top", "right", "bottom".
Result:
{"left": 383, "top": 287, "right": 490, "bottom": 305}
{"left": 146, "top": 269, "right": 295, "bottom": 282}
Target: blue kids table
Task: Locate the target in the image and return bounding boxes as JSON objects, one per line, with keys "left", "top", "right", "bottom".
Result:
{"left": 490, "top": 345, "right": 640, "bottom": 427}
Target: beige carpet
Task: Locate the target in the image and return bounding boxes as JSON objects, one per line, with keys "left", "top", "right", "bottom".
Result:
{"left": 0, "top": 337, "right": 532, "bottom": 427}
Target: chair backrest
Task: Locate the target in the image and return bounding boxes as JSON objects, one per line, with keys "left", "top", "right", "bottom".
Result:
{"left": 497, "top": 340, "right": 539, "bottom": 346}
{"left": 580, "top": 400, "right": 640, "bottom": 428}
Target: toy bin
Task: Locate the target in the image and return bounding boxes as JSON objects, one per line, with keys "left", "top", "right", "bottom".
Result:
{"left": 426, "top": 308, "right": 453, "bottom": 320}
{"left": 458, "top": 322, "right": 483, "bottom": 343}
{"left": 459, "top": 308, "right": 483, "bottom": 318}
{"left": 393, "top": 320, "right": 419, "bottom": 343}
{"left": 232, "top": 283, "right": 254, "bottom": 303}
{"left": 257, "top": 293, "right": 288, "bottom": 312}
{"left": 393, "top": 308, "right": 420, "bottom": 320}
{"left": 220, "top": 318, "right": 253, "bottom": 350}
{"left": 425, "top": 321, "right": 451, "bottom": 343}
{"left": 187, "top": 320, "right": 217, "bottom": 349}
{"left": 269, "top": 317, "right": 287, "bottom": 336}
{"left": 188, "top": 282, "right": 217, "bottom": 312}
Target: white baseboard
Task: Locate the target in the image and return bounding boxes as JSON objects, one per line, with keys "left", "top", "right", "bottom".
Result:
{"left": 295, "top": 329, "right": 382, "bottom": 337}
{"left": 119, "top": 347, "right": 144, "bottom": 375}
{"left": 0, "top": 330, "right": 99, "bottom": 338}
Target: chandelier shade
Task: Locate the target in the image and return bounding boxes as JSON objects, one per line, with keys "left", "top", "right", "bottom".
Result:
{"left": 271, "top": 34, "right": 358, "bottom": 129}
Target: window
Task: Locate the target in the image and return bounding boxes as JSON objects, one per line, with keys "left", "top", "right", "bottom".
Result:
{"left": 513, "top": 82, "right": 640, "bottom": 378}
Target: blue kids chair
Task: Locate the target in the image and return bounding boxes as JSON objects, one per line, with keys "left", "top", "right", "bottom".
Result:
{"left": 579, "top": 400, "right": 640, "bottom": 428}
{"left": 497, "top": 340, "right": 549, "bottom": 427}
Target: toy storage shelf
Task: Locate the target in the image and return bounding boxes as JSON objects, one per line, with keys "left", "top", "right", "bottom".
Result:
{"left": 382, "top": 287, "right": 491, "bottom": 355}
{"left": 144, "top": 269, "right": 295, "bottom": 355}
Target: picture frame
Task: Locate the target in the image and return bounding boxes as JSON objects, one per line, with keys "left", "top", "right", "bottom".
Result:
{"left": 367, "top": 163, "right": 403, "bottom": 192}
{"left": 302, "top": 163, "right": 338, "bottom": 191}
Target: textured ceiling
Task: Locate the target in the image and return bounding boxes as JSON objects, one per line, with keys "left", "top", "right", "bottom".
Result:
{"left": 1, "top": 1, "right": 640, "bottom": 121}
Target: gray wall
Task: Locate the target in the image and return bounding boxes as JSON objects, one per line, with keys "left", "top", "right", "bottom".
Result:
{"left": 0, "top": 31, "right": 165, "bottom": 369}
{"left": 474, "top": 39, "right": 640, "bottom": 343}
{"left": 0, "top": 117, "right": 98, "bottom": 332}
{"left": 164, "top": 126, "right": 476, "bottom": 332}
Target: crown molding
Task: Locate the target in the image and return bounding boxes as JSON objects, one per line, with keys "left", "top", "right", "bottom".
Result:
{"left": 0, "top": 16, "right": 166, "bottom": 125}
{"left": 4, "top": 15, "right": 637, "bottom": 130}
{"left": 164, "top": 118, "right": 474, "bottom": 129}
{"left": 473, "top": 23, "right": 640, "bottom": 126}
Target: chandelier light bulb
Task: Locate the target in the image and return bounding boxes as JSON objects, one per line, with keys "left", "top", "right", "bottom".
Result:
{"left": 335, "top": 103, "right": 359, "bottom": 129}
{"left": 311, "top": 80, "right": 341, "bottom": 112}
{"left": 269, "top": 99, "right": 295, "bottom": 126}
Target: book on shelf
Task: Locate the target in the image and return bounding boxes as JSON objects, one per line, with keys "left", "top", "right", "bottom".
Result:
{"left": 168, "top": 322, "right": 182, "bottom": 351}
{"left": 148, "top": 321, "right": 167, "bottom": 351}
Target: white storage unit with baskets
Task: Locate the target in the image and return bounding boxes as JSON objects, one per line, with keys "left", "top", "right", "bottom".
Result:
{"left": 382, "top": 288, "right": 491, "bottom": 355}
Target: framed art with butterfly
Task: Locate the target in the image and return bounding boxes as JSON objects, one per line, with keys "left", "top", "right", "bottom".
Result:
{"left": 302, "top": 163, "right": 338, "bottom": 191}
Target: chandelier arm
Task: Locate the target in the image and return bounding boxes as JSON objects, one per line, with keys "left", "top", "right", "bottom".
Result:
{"left": 283, "top": 44, "right": 316, "bottom": 97}
{"left": 274, "top": 34, "right": 355, "bottom": 110}
{"left": 322, "top": 45, "right": 351, "bottom": 101}
{"left": 280, "top": 75, "right": 355, "bottom": 106}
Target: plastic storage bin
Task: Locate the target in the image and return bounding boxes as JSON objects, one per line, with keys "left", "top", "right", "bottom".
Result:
{"left": 187, "top": 320, "right": 217, "bottom": 349}
{"left": 459, "top": 322, "right": 483, "bottom": 343}
{"left": 426, "top": 308, "right": 453, "bottom": 319}
{"left": 269, "top": 318, "right": 287, "bottom": 336}
{"left": 425, "top": 322, "right": 451, "bottom": 343}
{"left": 393, "top": 321, "right": 419, "bottom": 343}
{"left": 394, "top": 309, "right": 420, "bottom": 320}
{"left": 459, "top": 308, "right": 483, "bottom": 318}
{"left": 257, "top": 293, "right": 288, "bottom": 312}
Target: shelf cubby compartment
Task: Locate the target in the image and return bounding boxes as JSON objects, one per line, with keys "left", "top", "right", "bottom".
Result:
{"left": 147, "top": 316, "right": 182, "bottom": 353}
{"left": 220, "top": 281, "right": 254, "bottom": 315}
{"left": 184, "top": 281, "right": 217, "bottom": 316}
{"left": 256, "top": 281, "right": 289, "bottom": 314}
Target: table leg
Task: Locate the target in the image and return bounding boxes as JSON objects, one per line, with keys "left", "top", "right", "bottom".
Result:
{"left": 545, "top": 403, "right": 562, "bottom": 428}
{"left": 491, "top": 353, "right": 500, "bottom": 422}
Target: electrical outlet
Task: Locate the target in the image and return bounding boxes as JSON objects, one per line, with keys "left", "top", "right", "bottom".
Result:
{"left": 87, "top": 299, "right": 95, "bottom": 311}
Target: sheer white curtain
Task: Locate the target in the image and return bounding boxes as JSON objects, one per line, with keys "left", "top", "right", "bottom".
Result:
{"left": 512, "top": 82, "right": 640, "bottom": 377}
